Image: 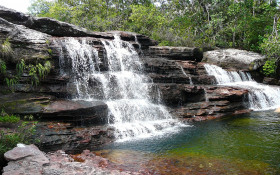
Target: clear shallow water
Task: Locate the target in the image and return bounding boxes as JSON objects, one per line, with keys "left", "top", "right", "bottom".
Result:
{"left": 98, "top": 111, "right": 280, "bottom": 174}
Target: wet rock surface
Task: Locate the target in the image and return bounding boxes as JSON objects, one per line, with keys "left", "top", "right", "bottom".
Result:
{"left": 142, "top": 56, "right": 249, "bottom": 121}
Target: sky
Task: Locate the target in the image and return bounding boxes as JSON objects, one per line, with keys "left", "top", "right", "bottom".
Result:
{"left": 0, "top": 0, "right": 33, "bottom": 13}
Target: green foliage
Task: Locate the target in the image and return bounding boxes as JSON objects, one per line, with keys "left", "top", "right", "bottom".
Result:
{"left": 0, "top": 120, "right": 38, "bottom": 155}
{"left": 0, "top": 110, "right": 20, "bottom": 123}
{"left": 26, "top": 61, "right": 51, "bottom": 86}
{"left": 0, "top": 58, "right": 51, "bottom": 88}
{"left": 262, "top": 59, "right": 277, "bottom": 76}
{"left": 0, "top": 110, "right": 37, "bottom": 154}
{"left": 128, "top": 5, "right": 166, "bottom": 36}
{"left": 28, "top": 0, "right": 279, "bottom": 50}
{"left": 0, "top": 59, "right": 6, "bottom": 74}
{"left": 0, "top": 38, "right": 13, "bottom": 59}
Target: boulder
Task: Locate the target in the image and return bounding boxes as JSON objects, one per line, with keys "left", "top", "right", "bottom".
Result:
{"left": 149, "top": 46, "right": 203, "bottom": 61}
{"left": 203, "top": 49, "right": 266, "bottom": 71}
{"left": 3, "top": 144, "right": 49, "bottom": 175}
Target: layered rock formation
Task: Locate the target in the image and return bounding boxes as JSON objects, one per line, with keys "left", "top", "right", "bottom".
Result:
{"left": 0, "top": 6, "right": 255, "bottom": 152}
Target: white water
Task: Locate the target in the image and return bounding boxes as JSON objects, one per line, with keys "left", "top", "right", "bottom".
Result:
{"left": 176, "top": 62, "right": 194, "bottom": 85}
{"left": 56, "top": 36, "right": 186, "bottom": 142}
{"left": 204, "top": 64, "right": 280, "bottom": 111}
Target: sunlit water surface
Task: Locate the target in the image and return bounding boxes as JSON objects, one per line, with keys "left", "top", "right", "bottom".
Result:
{"left": 96, "top": 111, "right": 280, "bottom": 174}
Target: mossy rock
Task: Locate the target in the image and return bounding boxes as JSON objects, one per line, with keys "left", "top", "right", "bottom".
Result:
{"left": 0, "top": 93, "right": 54, "bottom": 115}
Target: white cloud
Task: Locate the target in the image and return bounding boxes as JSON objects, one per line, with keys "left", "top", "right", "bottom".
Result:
{"left": 0, "top": 0, "right": 32, "bottom": 13}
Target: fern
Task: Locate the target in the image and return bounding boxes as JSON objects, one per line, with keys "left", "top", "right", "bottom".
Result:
{"left": 0, "top": 38, "right": 13, "bottom": 58}
{"left": 0, "top": 59, "right": 6, "bottom": 74}
{"left": 0, "top": 39, "right": 52, "bottom": 88}
{"left": 16, "top": 59, "right": 25, "bottom": 77}
{"left": 27, "top": 60, "right": 51, "bottom": 86}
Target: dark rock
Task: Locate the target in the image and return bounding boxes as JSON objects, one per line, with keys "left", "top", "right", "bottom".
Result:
{"left": 143, "top": 57, "right": 215, "bottom": 85}
{"left": 42, "top": 100, "right": 108, "bottom": 124}
{"left": 149, "top": 46, "right": 203, "bottom": 61}
{"left": 0, "top": 93, "right": 108, "bottom": 124}
{"left": 0, "top": 17, "right": 50, "bottom": 63}
{"left": 0, "top": 93, "right": 54, "bottom": 114}
{"left": 160, "top": 85, "right": 249, "bottom": 120}
{"left": 203, "top": 49, "right": 266, "bottom": 71}
{"left": 35, "top": 122, "right": 114, "bottom": 154}
{"left": 158, "top": 84, "right": 206, "bottom": 106}
{"left": 0, "top": 5, "right": 30, "bottom": 26}
{"left": 108, "top": 31, "right": 158, "bottom": 50}
{"left": 262, "top": 77, "right": 280, "bottom": 86}
{"left": 29, "top": 17, "right": 113, "bottom": 38}
{"left": 0, "top": 5, "right": 113, "bottom": 39}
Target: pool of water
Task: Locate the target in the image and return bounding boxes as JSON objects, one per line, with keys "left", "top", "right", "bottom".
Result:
{"left": 96, "top": 111, "right": 280, "bottom": 174}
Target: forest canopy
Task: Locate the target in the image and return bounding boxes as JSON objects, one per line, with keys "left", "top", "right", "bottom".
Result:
{"left": 28, "top": 0, "right": 280, "bottom": 76}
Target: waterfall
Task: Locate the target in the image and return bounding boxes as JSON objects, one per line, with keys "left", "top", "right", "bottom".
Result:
{"left": 204, "top": 64, "right": 280, "bottom": 111}
{"left": 176, "top": 62, "right": 194, "bottom": 85}
{"left": 56, "top": 36, "right": 185, "bottom": 141}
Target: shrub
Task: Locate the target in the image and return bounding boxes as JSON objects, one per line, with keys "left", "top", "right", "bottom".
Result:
{"left": 0, "top": 111, "right": 38, "bottom": 155}
{"left": 0, "top": 115, "right": 20, "bottom": 123}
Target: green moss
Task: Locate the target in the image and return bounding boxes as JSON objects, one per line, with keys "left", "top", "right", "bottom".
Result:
{"left": 47, "top": 49, "right": 53, "bottom": 55}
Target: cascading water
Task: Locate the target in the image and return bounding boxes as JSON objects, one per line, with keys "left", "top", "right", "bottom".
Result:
{"left": 204, "top": 64, "right": 280, "bottom": 110}
{"left": 55, "top": 36, "right": 185, "bottom": 142}
{"left": 176, "top": 62, "right": 193, "bottom": 85}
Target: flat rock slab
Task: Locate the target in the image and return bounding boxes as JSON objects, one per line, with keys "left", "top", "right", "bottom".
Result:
{"left": 0, "top": 93, "right": 54, "bottom": 114}
{"left": 203, "top": 49, "right": 266, "bottom": 71}
{"left": 0, "top": 93, "right": 108, "bottom": 123}
{"left": 4, "top": 144, "right": 49, "bottom": 163}
{"left": 3, "top": 144, "right": 49, "bottom": 175}
{"left": 149, "top": 46, "right": 203, "bottom": 61}
{"left": 0, "top": 5, "right": 113, "bottom": 39}
{"left": 44, "top": 100, "right": 107, "bottom": 114}
{"left": 42, "top": 100, "right": 108, "bottom": 124}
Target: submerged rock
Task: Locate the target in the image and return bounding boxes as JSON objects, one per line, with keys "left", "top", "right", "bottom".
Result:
{"left": 203, "top": 49, "right": 266, "bottom": 71}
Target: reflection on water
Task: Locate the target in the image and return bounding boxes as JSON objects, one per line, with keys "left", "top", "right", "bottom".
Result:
{"left": 96, "top": 111, "right": 280, "bottom": 174}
